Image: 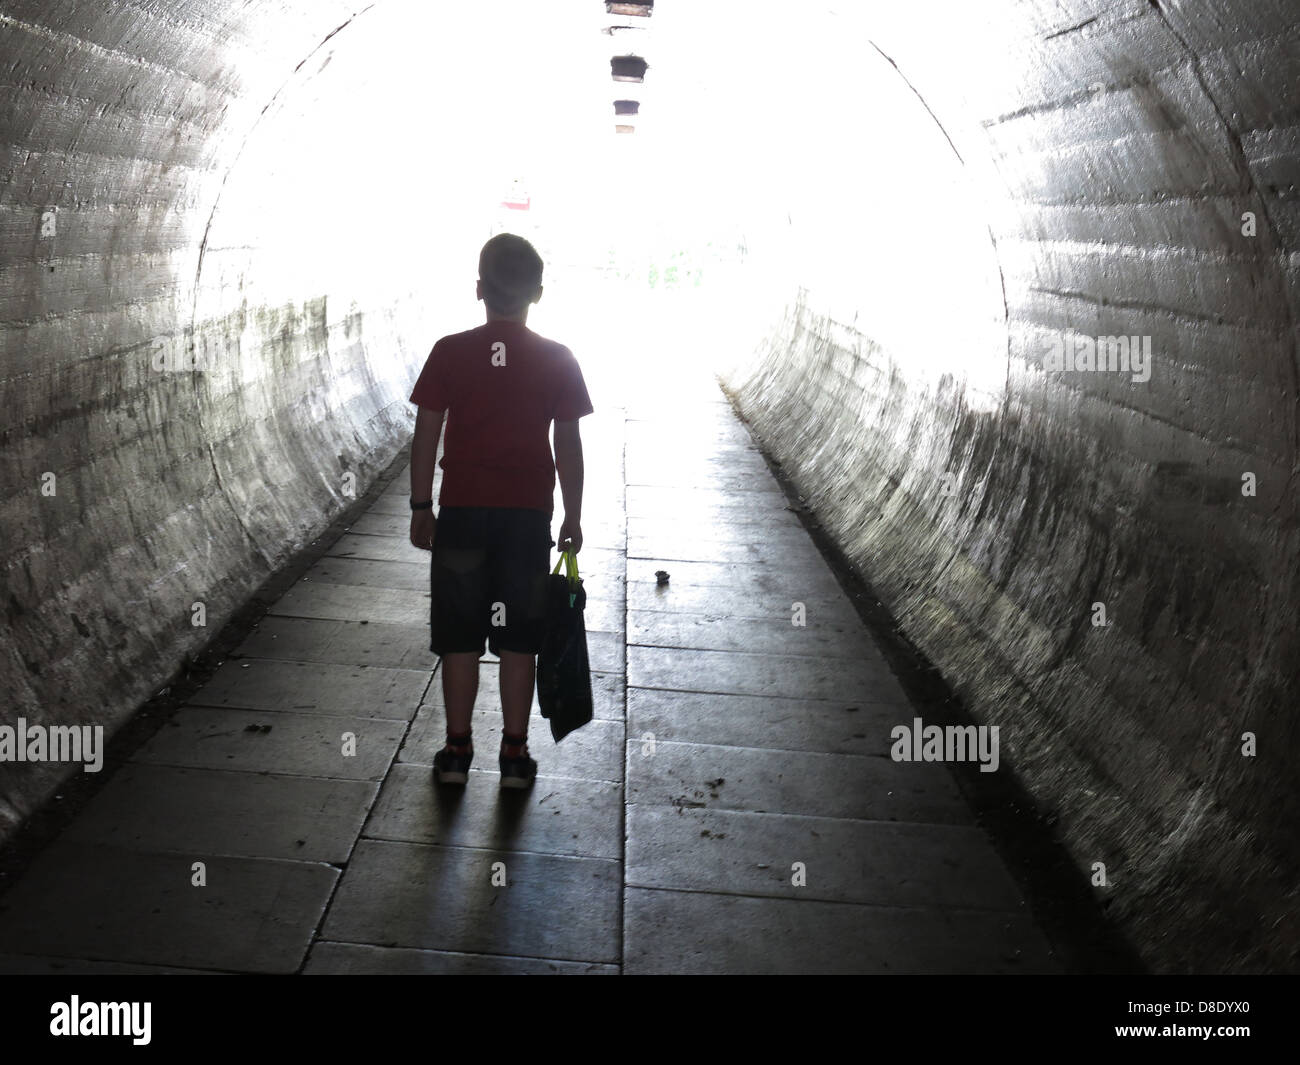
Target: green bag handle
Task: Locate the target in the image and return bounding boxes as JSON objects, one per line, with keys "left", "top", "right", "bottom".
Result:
{"left": 552, "top": 549, "right": 580, "bottom": 606}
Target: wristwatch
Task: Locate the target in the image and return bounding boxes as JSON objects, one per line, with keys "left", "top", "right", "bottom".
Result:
{"left": 410, "top": 498, "right": 434, "bottom": 511}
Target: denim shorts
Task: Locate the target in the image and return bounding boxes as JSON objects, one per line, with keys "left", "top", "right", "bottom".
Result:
{"left": 430, "top": 506, "right": 554, "bottom": 656}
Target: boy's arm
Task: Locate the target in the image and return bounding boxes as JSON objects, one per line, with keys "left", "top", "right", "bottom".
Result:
{"left": 409, "top": 406, "right": 443, "bottom": 550}
{"left": 553, "top": 419, "right": 584, "bottom": 553}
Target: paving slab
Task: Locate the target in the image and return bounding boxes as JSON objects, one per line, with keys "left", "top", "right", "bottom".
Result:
{"left": 627, "top": 487, "right": 798, "bottom": 522}
{"left": 304, "top": 942, "right": 617, "bottom": 974}
{"left": 625, "top": 457, "right": 773, "bottom": 481}
{"left": 625, "top": 418, "right": 754, "bottom": 444}
{"left": 566, "top": 545, "right": 626, "bottom": 571}
{"left": 572, "top": 573, "right": 627, "bottom": 605}
{"left": 626, "top": 803, "right": 1025, "bottom": 911}
{"left": 628, "top": 645, "right": 911, "bottom": 704}
{"left": 626, "top": 580, "right": 862, "bottom": 625}
{"left": 625, "top": 435, "right": 767, "bottom": 460}
{"left": 304, "top": 555, "right": 428, "bottom": 591}
{"left": 625, "top": 439, "right": 759, "bottom": 463}
{"left": 627, "top": 687, "right": 905, "bottom": 757}
{"left": 132, "top": 707, "right": 406, "bottom": 782}
{"left": 344, "top": 512, "right": 409, "bottom": 537}
{"left": 321, "top": 839, "right": 620, "bottom": 964}
{"left": 626, "top": 464, "right": 779, "bottom": 492}
{"left": 625, "top": 557, "right": 845, "bottom": 599}
{"left": 378, "top": 484, "right": 419, "bottom": 504}
{"left": 628, "top": 533, "right": 828, "bottom": 565}
{"left": 232, "top": 616, "right": 433, "bottom": 670}
{"left": 369, "top": 495, "right": 416, "bottom": 516}
{"left": 574, "top": 515, "right": 626, "bottom": 539}
{"left": 0, "top": 954, "right": 221, "bottom": 975}
{"left": 326, "top": 533, "right": 426, "bottom": 563}
{"left": 626, "top": 740, "right": 972, "bottom": 825}
{"left": 365, "top": 763, "right": 621, "bottom": 860}
{"left": 629, "top": 516, "right": 819, "bottom": 547}
{"left": 193, "top": 658, "right": 428, "bottom": 718}
{"left": 623, "top": 888, "right": 1060, "bottom": 975}
{"left": 629, "top": 609, "right": 883, "bottom": 661}
{"left": 585, "top": 629, "right": 624, "bottom": 673}
{"left": 579, "top": 538, "right": 628, "bottom": 560}
{"left": 59, "top": 764, "right": 376, "bottom": 863}
{"left": 269, "top": 580, "right": 430, "bottom": 628}
{"left": 0, "top": 843, "right": 336, "bottom": 973}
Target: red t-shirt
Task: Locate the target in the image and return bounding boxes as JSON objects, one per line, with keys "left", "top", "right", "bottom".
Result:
{"left": 408, "top": 320, "right": 593, "bottom": 511}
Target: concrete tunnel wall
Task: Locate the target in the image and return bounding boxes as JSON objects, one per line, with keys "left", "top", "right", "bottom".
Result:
{"left": 0, "top": 0, "right": 447, "bottom": 842}
{"left": 0, "top": 0, "right": 1296, "bottom": 973}
{"left": 719, "top": 1, "right": 1300, "bottom": 973}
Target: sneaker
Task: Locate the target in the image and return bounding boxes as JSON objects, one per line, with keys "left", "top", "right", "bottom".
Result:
{"left": 498, "top": 748, "right": 537, "bottom": 790}
{"left": 433, "top": 745, "right": 472, "bottom": 785}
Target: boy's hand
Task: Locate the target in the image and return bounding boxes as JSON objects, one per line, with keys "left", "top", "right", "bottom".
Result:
{"left": 557, "top": 516, "right": 583, "bottom": 554}
{"left": 410, "top": 510, "right": 435, "bottom": 552}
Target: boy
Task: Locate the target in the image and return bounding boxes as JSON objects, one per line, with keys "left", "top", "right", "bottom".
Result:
{"left": 408, "top": 234, "right": 592, "bottom": 789}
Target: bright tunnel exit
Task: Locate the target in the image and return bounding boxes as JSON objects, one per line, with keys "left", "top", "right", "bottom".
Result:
{"left": 192, "top": 0, "right": 1007, "bottom": 415}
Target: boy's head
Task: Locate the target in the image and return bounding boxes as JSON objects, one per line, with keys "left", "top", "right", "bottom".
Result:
{"left": 477, "top": 234, "right": 544, "bottom": 316}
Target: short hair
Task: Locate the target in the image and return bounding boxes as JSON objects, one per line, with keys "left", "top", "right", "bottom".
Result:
{"left": 479, "top": 234, "right": 543, "bottom": 314}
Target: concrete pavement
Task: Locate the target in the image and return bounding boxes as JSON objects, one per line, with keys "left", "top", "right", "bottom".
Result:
{"left": 0, "top": 356, "right": 1058, "bottom": 974}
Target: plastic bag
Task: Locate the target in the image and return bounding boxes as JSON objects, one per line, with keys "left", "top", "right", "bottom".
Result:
{"left": 536, "top": 550, "right": 594, "bottom": 742}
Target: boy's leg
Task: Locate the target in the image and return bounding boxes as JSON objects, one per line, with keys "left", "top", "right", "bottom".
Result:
{"left": 499, "top": 650, "right": 535, "bottom": 743}
{"left": 430, "top": 507, "right": 490, "bottom": 769}
{"left": 441, "top": 652, "right": 480, "bottom": 741}
{"left": 487, "top": 509, "right": 552, "bottom": 773}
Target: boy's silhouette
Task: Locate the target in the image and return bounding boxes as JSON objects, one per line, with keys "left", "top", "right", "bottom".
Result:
{"left": 408, "top": 234, "right": 593, "bottom": 789}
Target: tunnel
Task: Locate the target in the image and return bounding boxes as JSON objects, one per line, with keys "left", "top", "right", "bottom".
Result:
{"left": 0, "top": 0, "right": 1297, "bottom": 981}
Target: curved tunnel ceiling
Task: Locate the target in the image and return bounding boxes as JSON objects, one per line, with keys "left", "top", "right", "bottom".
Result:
{"left": 1, "top": 0, "right": 1297, "bottom": 973}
